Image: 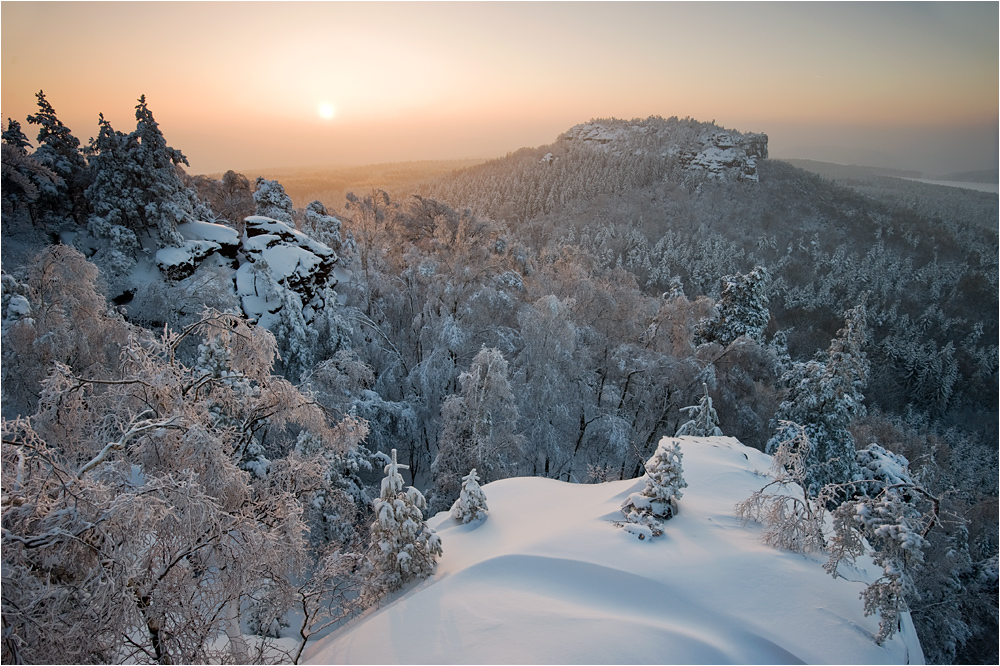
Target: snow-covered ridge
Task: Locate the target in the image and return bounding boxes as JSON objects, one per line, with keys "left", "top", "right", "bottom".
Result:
{"left": 306, "top": 436, "right": 923, "bottom": 664}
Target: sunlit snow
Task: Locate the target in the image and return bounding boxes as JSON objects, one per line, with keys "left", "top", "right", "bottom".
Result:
{"left": 306, "top": 436, "right": 924, "bottom": 665}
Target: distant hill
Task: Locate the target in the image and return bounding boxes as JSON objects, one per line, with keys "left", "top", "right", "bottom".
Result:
{"left": 936, "top": 167, "right": 999, "bottom": 184}
{"left": 779, "top": 158, "right": 922, "bottom": 180}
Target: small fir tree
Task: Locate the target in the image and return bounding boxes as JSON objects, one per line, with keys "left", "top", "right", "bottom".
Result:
{"left": 675, "top": 383, "right": 723, "bottom": 437}
{"left": 620, "top": 439, "right": 688, "bottom": 537}
{"left": 368, "top": 449, "right": 442, "bottom": 596}
{"left": 451, "top": 468, "right": 489, "bottom": 523}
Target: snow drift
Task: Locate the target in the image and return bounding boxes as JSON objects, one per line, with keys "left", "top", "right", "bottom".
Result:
{"left": 305, "top": 436, "right": 924, "bottom": 664}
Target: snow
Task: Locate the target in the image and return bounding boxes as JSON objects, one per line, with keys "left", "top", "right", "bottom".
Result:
{"left": 176, "top": 220, "right": 239, "bottom": 246}
{"left": 245, "top": 241, "right": 323, "bottom": 283}
{"left": 305, "top": 436, "right": 924, "bottom": 664}
{"left": 155, "top": 240, "right": 220, "bottom": 269}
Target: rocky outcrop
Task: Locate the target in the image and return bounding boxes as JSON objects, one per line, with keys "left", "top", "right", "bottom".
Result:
{"left": 235, "top": 216, "right": 339, "bottom": 327}
{"left": 679, "top": 131, "right": 769, "bottom": 182}
{"left": 559, "top": 118, "right": 768, "bottom": 183}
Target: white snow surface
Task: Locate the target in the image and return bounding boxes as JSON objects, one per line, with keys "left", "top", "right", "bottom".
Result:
{"left": 176, "top": 220, "right": 239, "bottom": 246}
{"left": 306, "top": 436, "right": 924, "bottom": 665}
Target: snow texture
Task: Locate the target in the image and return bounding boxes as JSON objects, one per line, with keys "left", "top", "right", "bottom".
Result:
{"left": 306, "top": 436, "right": 924, "bottom": 665}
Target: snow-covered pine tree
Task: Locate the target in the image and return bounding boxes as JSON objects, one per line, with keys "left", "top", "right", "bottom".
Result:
{"left": 84, "top": 95, "right": 195, "bottom": 275}
{"left": 129, "top": 95, "right": 198, "bottom": 245}
{"left": 368, "top": 448, "right": 442, "bottom": 596}
{"left": 620, "top": 439, "right": 688, "bottom": 537}
{"left": 766, "top": 301, "right": 869, "bottom": 495}
{"left": 2, "top": 134, "right": 59, "bottom": 217}
{"left": 2, "top": 118, "right": 31, "bottom": 154}
{"left": 303, "top": 199, "right": 343, "bottom": 253}
{"left": 253, "top": 177, "right": 295, "bottom": 224}
{"left": 695, "top": 265, "right": 770, "bottom": 346}
{"left": 675, "top": 382, "right": 723, "bottom": 437}
{"left": 25, "top": 90, "right": 89, "bottom": 225}
{"left": 451, "top": 468, "right": 489, "bottom": 523}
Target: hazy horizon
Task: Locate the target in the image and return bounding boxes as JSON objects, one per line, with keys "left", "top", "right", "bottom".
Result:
{"left": 3, "top": 1, "right": 997, "bottom": 176}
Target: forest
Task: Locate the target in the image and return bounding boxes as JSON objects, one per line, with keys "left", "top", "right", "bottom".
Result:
{"left": 1, "top": 94, "right": 997, "bottom": 664}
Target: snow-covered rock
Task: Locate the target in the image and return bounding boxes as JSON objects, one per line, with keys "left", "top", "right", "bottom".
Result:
{"left": 155, "top": 240, "right": 223, "bottom": 280}
{"left": 177, "top": 220, "right": 239, "bottom": 257}
{"left": 680, "top": 131, "right": 769, "bottom": 182}
{"left": 236, "top": 216, "right": 339, "bottom": 327}
{"left": 306, "top": 436, "right": 924, "bottom": 665}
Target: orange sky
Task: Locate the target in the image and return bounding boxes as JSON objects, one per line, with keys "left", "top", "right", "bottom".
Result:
{"left": 2, "top": 1, "right": 997, "bottom": 174}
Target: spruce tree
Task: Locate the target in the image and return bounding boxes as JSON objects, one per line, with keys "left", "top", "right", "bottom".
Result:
{"left": 451, "top": 468, "right": 489, "bottom": 524}
{"left": 25, "top": 91, "right": 89, "bottom": 224}
{"left": 620, "top": 439, "right": 688, "bottom": 537}
{"left": 369, "top": 449, "right": 442, "bottom": 595}
{"left": 696, "top": 265, "right": 770, "bottom": 346}
{"left": 766, "top": 302, "right": 869, "bottom": 495}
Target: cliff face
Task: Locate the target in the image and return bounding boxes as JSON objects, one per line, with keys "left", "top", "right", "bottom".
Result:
{"left": 559, "top": 118, "right": 768, "bottom": 183}
{"left": 679, "top": 130, "right": 769, "bottom": 182}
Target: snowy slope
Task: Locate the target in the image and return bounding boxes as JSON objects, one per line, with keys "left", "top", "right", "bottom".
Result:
{"left": 305, "top": 437, "right": 924, "bottom": 665}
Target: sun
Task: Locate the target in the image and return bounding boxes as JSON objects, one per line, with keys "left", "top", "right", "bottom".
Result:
{"left": 318, "top": 102, "right": 336, "bottom": 120}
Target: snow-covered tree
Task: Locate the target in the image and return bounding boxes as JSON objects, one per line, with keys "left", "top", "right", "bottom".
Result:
{"left": 1, "top": 142, "right": 59, "bottom": 217}
{"left": 303, "top": 199, "right": 343, "bottom": 253}
{"left": 128, "top": 95, "right": 196, "bottom": 244}
{"left": 368, "top": 448, "right": 442, "bottom": 597}
{"left": 253, "top": 177, "right": 295, "bottom": 224}
{"left": 825, "top": 478, "right": 938, "bottom": 644}
{"left": 1, "top": 245, "right": 129, "bottom": 418}
{"left": 675, "top": 382, "right": 723, "bottom": 437}
{"left": 620, "top": 439, "right": 688, "bottom": 537}
{"left": 739, "top": 424, "right": 939, "bottom": 646}
{"left": 766, "top": 302, "right": 869, "bottom": 495}
{"left": 1, "top": 309, "right": 353, "bottom": 664}
{"left": 430, "top": 347, "right": 524, "bottom": 513}
{"left": 451, "top": 468, "right": 489, "bottom": 523}
{"left": 695, "top": 265, "right": 770, "bottom": 346}
{"left": 295, "top": 420, "right": 382, "bottom": 548}
{"left": 2, "top": 117, "right": 31, "bottom": 153}
{"left": 736, "top": 423, "right": 828, "bottom": 553}
{"left": 85, "top": 96, "right": 192, "bottom": 247}
{"left": 25, "top": 90, "right": 89, "bottom": 225}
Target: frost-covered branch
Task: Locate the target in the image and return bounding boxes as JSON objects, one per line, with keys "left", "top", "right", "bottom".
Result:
{"left": 78, "top": 413, "right": 183, "bottom": 477}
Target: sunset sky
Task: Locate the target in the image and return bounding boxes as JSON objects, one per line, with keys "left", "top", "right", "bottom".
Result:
{"left": 2, "top": 1, "right": 997, "bottom": 175}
